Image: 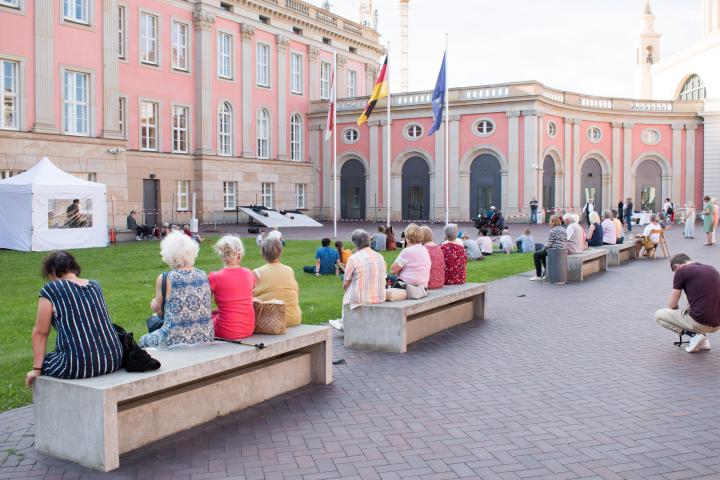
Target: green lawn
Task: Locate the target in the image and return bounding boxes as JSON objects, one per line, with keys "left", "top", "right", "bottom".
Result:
{"left": 0, "top": 238, "right": 532, "bottom": 412}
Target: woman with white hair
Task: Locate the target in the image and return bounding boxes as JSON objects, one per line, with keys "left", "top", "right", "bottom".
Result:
{"left": 139, "top": 231, "right": 214, "bottom": 348}
{"left": 586, "top": 211, "right": 604, "bottom": 247}
{"left": 564, "top": 213, "right": 585, "bottom": 254}
{"left": 209, "top": 235, "right": 255, "bottom": 339}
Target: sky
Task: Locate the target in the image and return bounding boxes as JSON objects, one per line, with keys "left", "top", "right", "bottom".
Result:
{"left": 310, "top": 0, "right": 703, "bottom": 98}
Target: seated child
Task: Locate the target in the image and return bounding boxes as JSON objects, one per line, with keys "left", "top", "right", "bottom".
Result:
{"left": 498, "top": 228, "right": 513, "bottom": 254}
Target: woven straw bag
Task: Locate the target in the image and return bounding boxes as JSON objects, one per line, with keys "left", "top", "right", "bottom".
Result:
{"left": 253, "top": 299, "right": 287, "bottom": 335}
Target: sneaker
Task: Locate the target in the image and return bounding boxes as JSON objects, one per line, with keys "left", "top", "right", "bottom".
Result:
{"left": 685, "top": 334, "right": 707, "bottom": 353}
{"left": 529, "top": 276, "right": 543, "bottom": 281}
{"left": 701, "top": 336, "right": 711, "bottom": 350}
{"left": 328, "top": 319, "right": 344, "bottom": 332}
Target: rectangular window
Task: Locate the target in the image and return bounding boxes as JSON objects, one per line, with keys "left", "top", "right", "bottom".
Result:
{"left": 295, "top": 183, "right": 305, "bottom": 209}
{"left": 0, "top": 0, "right": 20, "bottom": 7}
{"left": 347, "top": 69, "right": 357, "bottom": 97}
{"left": 177, "top": 180, "right": 189, "bottom": 211}
{"left": 172, "top": 20, "right": 189, "bottom": 71}
{"left": 256, "top": 43, "right": 270, "bottom": 87}
{"left": 63, "top": 70, "right": 89, "bottom": 136}
{"left": 290, "top": 53, "right": 303, "bottom": 94}
{"left": 63, "top": 0, "right": 89, "bottom": 24}
{"left": 223, "top": 181, "right": 237, "bottom": 210}
{"left": 261, "top": 182, "right": 273, "bottom": 209}
{"left": 140, "top": 100, "right": 158, "bottom": 151}
{"left": 320, "top": 61, "right": 331, "bottom": 100}
{"left": 217, "top": 32, "right": 233, "bottom": 79}
{"left": 118, "top": 97, "right": 126, "bottom": 139}
{"left": 1, "top": 60, "right": 19, "bottom": 130}
{"left": 140, "top": 12, "right": 158, "bottom": 65}
{"left": 0, "top": 170, "right": 23, "bottom": 179}
{"left": 118, "top": 5, "right": 126, "bottom": 59}
{"left": 172, "top": 105, "right": 189, "bottom": 153}
{"left": 73, "top": 172, "right": 97, "bottom": 182}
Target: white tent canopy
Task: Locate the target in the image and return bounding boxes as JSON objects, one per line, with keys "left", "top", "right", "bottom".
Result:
{"left": 0, "top": 157, "right": 108, "bottom": 251}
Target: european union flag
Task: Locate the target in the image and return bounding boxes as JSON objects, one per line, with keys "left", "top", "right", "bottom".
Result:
{"left": 427, "top": 52, "right": 446, "bottom": 136}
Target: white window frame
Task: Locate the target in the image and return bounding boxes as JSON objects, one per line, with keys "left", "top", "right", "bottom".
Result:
{"left": 320, "top": 61, "right": 331, "bottom": 100}
{"left": 290, "top": 113, "right": 302, "bottom": 161}
{"left": 118, "top": 96, "right": 126, "bottom": 139}
{"left": 223, "top": 181, "right": 237, "bottom": 210}
{"left": 587, "top": 126, "right": 603, "bottom": 143}
{"left": 118, "top": 5, "right": 126, "bottom": 59}
{"left": 290, "top": 52, "right": 303, "bottom": 94}
{"left": 547, "top": 121, "right": 557, "bottom": 138}
{"left": 343, "top": 127, "right": 359, "bottom": 144}
{"left": 63, "top": 0, "right": 89, "bottom": 24}
{"left": 177, "top": 180, "right": 190, "bottom": 211}
{"left": 256, "top": 108, "right": 270, "bottom": 159}
{"left": 472, "top": 118, "right": 495, "bottom": 137}
{"left": 172, "top": 20, "right": 189, "bottom": 72}
{"left": 217, "top": 32, "right": 233, "bottom": 79}
{"left": 172, "top": 105, "right": 189, "bottom": 153}
{"left": 295, "top": 183, "right": 306, "bottom": 209}
{"left": 404, "top": 124, "right": 423, "bottom": 140}
{"left": 62, "top": 70, "right": 90, "bottom": 136}
{"left": 0, "top": 59, "right": 19, "bottom": 130}
{"left": 139, "top": 11, "right": 158, "bottom": 66}
{"left": 347, "top": 69, "right": 357, "bottom": 97}
{"left": 261, "top": 182, "right": 273, "bottom": 209}
{"left": 218, "top": 102, "right": 233, "bottom": 156}
{"left": 0, "top": 0, "right": 20, "bottom": 8}
{"left": 256, "top": 43, "right": 270, "bottom": 87}
{"left": 140, "top": 100, "right": 159, "bottom": 151}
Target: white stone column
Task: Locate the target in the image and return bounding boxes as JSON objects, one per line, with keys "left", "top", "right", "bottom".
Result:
{"left": 193, "top": 9, "right": 215, "bottom": 155}
{"left": 240, "top": 23, "right": 255, "bottom": 158}
{"left": 368, "top": 120, "right": 380, "bottom": 220}
{"left": 563, "top": 119, "right": 573, "bottom": 210}
{"left": 506, "top": 111, "right": 520, "bottom": 215}
{"left": 449, "top": 114, "right": 461, "bottom": 219}
{"left": 611, "top": 122, "right": 622, "bottom": 206}
{"left": 434, "top": 123, "right": 445, "bottom": 220}
{"left": 523, "top": 110, "right": 539, "bottom": 217}
{"left": 572, "top": 120, "right": 581, "bottom": 209}
{"left": 703, "top": 103, "right": 720, "bottom": 198}
{"left": 671, "top": 123, "right": 683, "bottom": 202}
{"left": 308, "top": 46, "right": 320, "bottom": 102}
{"left": 705, "top": 0, "right": 713, "bottom": 34}
{"left": 276, "top": 35, "right": 289, "bottom": 161}
{"left": 309, "top": 124, "right": 322, "bottom": 214}
{"left": 101, "top": 0, "right": 122, "bottom": 139}
{"left": 321, "top": 126, "right": 330, "bottom": 214}
{"left": 336, "top": 55, "right": 347, "bottom": 99}
{"left": 33, "top": 0, "right": 58, "bottom": 133}
{"left": 536, "top": 115, "right": 544, "bottom": 213}
{"left": 623, "top": 123, "right": 633, "bottom": 199}
{"left": 686, "top": 124, "right": 697, "bottom": 205}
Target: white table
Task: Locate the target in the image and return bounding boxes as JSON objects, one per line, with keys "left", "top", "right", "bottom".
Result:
{"left": 630, "top": 212, "right": 653, "bottom": 225}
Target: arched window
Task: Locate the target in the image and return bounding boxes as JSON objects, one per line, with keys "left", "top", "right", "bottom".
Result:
{"left": 290, "top": 113, "right": 302, "bottom": 161}
{"left": 256, "top": 108, "right": 270, "bottom": 159}
{"left": 679, "top": 75, "right": 706, "bottom": 101}
{"left": 218, "top": 102, "right": 233, "bottom": 156}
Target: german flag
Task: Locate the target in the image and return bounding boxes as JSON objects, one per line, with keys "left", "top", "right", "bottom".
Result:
{"left": 357, "top": 56, "right": 388, "bottom": 126}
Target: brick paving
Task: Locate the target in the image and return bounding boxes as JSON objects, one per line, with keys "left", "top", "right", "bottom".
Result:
{"left": 3, "top": 225, "right": 720, "bottom": 479}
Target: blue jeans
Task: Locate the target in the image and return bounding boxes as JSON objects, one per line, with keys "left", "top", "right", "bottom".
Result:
{"left": 625, "top": 215, "right": 633, "bottom": 232}
{"left": 530, "top": 210, "right": 537, "bottom": 223}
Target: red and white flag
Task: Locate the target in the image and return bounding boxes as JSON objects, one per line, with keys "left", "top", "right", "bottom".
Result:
{"left": 325, "top": 68, "right": 335, "bottom": 142}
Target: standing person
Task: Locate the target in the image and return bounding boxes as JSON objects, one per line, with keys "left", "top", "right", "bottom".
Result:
{"left": 624, "top": 197, "right": 634, "bottom": 232}
{"left": 564, "top": 213, "right": 585, "bottom": 254}
{"left": 370, "top": 225, "right": 387, "bottom": 251}
{"left": 655, "top": 254, "right": 720, "bottom": 353}
{"left": 617, "top": 199, "right": 625, "bottom": 227}
{"left": 25, "top": 251, "right": 123, "bottom": 387}
{"left": 663, "top": 198, "right": 675, "bottom": 227}
{"left": 684, "top": 202, "right": 696, "bottom": 239}
{"left": 440, "top": 224, "right": 467, "bottom": 285}
{"left": 530, "top": 216, "right": 566, "bottom": 281}
{"left": 582, "top": 199, "right": 595, "bottom": 225}
{"left": 329, "top": 229, "right": 387, "bottom": 332}
{"left": 420, "top": 225, "right": 445, "bottom": 290}
{"left": 702, "top": 195, "right": 714, "bottom": 245}
{"left": 611, "top": 210, "right": 624, "bottom": 244}
{"left": 713, "top": 198, "right": 720, "bottom": 243}
{"left": 529, "top": 198, "right": 539, "bottom": 224}
{"left": 601, "top": 210, "right": 616, "bottom": 245}
{"left": 303, "top": 238, "right": 340, "bottom": 276}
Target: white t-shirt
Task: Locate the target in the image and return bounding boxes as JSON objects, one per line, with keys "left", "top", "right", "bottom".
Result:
{"left": 601, "top": 219, "right": 616, "bottom": 244}
{"left": 476, "top": 236, "right": 493, "bottom": 254}
{"left": 499, "top": 234, "right": 512, "bottom": 248}
{"left": 267, "top": 230, "right": 282, "bottom": 241}
{"left": 643, "top": 223, "right": 662, "bottom": 243}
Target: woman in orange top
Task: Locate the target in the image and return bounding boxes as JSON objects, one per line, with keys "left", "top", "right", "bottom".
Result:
{"left": 335, "top": 241, "right": 353, "bottom": 272}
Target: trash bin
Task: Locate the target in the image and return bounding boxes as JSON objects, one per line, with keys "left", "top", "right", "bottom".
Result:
{"left": 547, "top": 248, "right": 567, "bottom": 284}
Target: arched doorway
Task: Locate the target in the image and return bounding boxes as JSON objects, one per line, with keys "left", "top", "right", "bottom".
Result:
{"left": 635, "top": 159, "right": 662, "bottom": 212}
{"left": 402, "top": 156, "right": 430, "bottom": 220}
{"left": 469, "top": 154, "right": 501, "bottom": 219}
{"left": 542, "top": 155, "right": 555, "bottom": 215}
{"left": 340, "top": 159, "right": 366, "bottom": 219}
{"left": 580, "top": 158, "right": 602, "bottom": 212}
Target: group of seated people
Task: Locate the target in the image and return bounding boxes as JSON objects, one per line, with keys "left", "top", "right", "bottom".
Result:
{"left": 126, "top": 211, "right": 203, "bottom": 243}
{"left": 26, "top": 231, "right": 301, "bottom": 386}
{"left": 370, "top": 225, "right": 397, "bottom": 251}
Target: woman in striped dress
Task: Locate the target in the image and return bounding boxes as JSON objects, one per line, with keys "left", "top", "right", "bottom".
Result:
{"left": 26, "top": 251, "right": 123, "bottom": 387}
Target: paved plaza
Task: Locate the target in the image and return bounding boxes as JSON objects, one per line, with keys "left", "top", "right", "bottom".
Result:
{"left": 3, "top": 225, "right": 720, "bottom": 479}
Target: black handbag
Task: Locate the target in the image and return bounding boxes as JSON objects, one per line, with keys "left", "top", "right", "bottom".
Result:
{"left": 146, "top": 271, "right": 168, "bottom": 333}
{"left": 113, "top": 323, "right": 138, "bottom": 368}
{"left": 113, "top": 323, "right": 161, "bottom": 372}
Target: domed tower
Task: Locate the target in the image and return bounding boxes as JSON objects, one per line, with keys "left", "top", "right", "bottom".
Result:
{"left": 634, "top": 0, "right": 662, "bottom": 99}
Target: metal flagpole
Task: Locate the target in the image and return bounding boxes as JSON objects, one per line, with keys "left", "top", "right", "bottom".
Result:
{"left": 444, "top": 33, "right": 450, "bottom": 225}
{"left": 386, "top": 43, "right": 392, "bottom": 227}
{"left": 333, "top": 49, "right": 338, "bottom": 239}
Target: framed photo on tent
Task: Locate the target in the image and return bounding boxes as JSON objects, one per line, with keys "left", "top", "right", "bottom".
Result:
{"left": 48, "top": 198, "right": 94, "bottom": 229}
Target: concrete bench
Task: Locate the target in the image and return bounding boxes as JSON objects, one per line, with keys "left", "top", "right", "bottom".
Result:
{"left": 590, "top": 242, "right": 636, "bottom": 266}
{"left": 33, "top": 325, "right": 332, "bottom": 472}
{"left": 342, "top": 283, "right": 486, "bottom": 353}
{"left": 567, "top": 249, "right": 608, "bottom": 282}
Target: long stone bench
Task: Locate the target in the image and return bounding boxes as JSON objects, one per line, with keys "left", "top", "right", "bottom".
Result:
{"left": 567, "top": 249, "right": 608, "bottom": 281}
{"left": 342, "top": 283, "right": 486, "bottom": 353}
{"left": 590, "top": 242, "right": 637, "bottom": 266}
{"left": 33, "top": 325, "right": 332, "bottom": 472}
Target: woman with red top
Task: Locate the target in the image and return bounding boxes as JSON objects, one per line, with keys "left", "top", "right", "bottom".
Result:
{"left": 420, "top": 225, "right": 445, "bottom": 289}
{"left": 208, "top": 235, "right": 256, "bottom": 339}
{"left": 440, "top": 223, "right": 467, "bottom": 285}
{"left": 386, "top": 226, "right": 397, "bottom": 251}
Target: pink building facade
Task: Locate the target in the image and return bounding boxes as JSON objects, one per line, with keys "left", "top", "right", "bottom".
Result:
{"left": 0, "top": 0, "right": 707, "bottom": 225}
